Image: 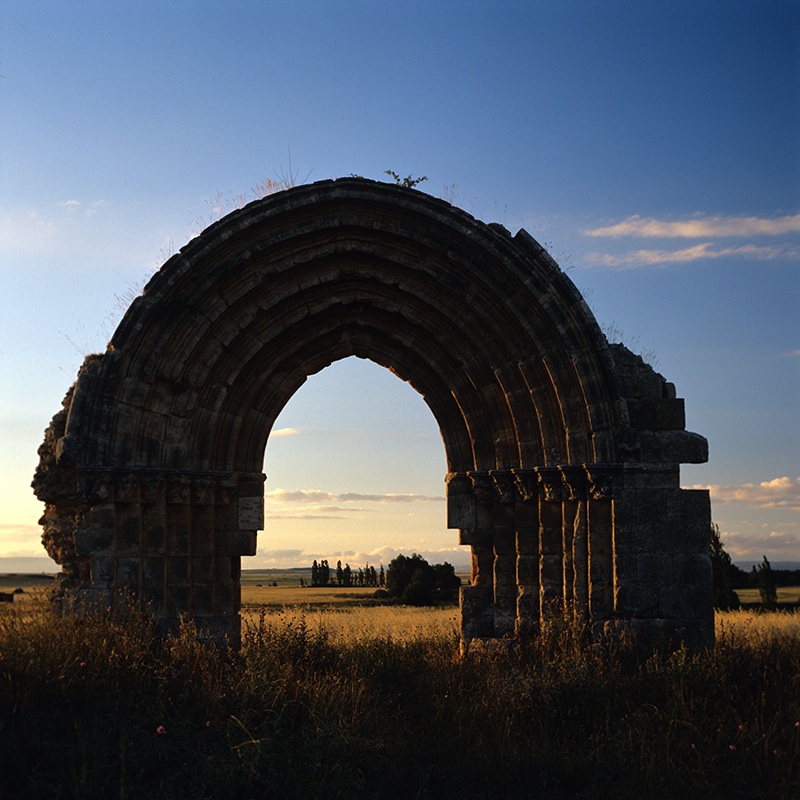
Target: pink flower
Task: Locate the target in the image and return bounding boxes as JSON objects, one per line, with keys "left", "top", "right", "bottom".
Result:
{"left": 156, "top": 725, "right": 167, "bottom": 735}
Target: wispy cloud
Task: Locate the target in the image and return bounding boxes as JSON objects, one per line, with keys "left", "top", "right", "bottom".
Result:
{"left": 690, "top": 476, "right": 800, "bottom": 511}
{"left": 252, "top": 545, "right": 471, "bottom": 570}
{"left": 584, "top": 213, "right": 800, "bottom": 239}
{"left": 271, "top": 427, "right": 301, "bottom": 438}
{"left": 61, "top": 198, "right": 107, "bottom": 215}
{"left": 265, "top": 489, "right": 444, "bottom": 504}
{"left": 712, "top": 527, "right": 800, "bottom": 564}
{"left": 587, "top": 242, "right": 800, "bottom": 268}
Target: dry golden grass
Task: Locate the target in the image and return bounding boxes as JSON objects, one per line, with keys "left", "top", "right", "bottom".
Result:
{"left": 716, "top": 607, "right": 800, "bottom": 647}
{"left": 241, "top": 584, "right": 377, "bottom": 607}
{"left": 3, "top": 592, "right": 799, "bottom": 797}
{"left": 242, "top": 603, "right": 460, "bottom": 645}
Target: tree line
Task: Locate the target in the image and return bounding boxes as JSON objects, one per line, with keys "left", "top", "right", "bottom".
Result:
{"left": 308, "top": 553, "right": 462, "bottom": 606}
{"left": 308, "top": 559, "right": 383, "bottom": 588}
{"left": 710, "top": 523, "right": 793, "bottom": 611}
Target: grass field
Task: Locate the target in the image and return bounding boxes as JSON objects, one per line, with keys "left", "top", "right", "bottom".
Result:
{"left": 0, "top": 573, "right": 54, "bottom": 592}
{"left": 734, "top": 586, "right": 800, "bottom": 605}
{"left": 1, "top": 587, "right": 799, "bottom": 799}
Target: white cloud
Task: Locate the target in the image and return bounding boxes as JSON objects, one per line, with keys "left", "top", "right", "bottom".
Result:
{"left": 587, "top": 242, "right": 800, "bottom": 268}
{"left": 713, "top": 527, "right": 800, "bottom": 564}
{"left": 338, "top": 492, "right": 445, "bottom": 503}
{"left": 251, "top": 545, "right": 471, "bottom": 570}
{"left": 690, "top": 476, "right": 800, "bottom": 511}
{"left": 584, "top": 213, "right": 800, "bottom": 239}
{"left": 271, "top": 427, "right": 301, "bottom": 437}
{"left": 265, "top": 489, "right": 444, "bottom": 504}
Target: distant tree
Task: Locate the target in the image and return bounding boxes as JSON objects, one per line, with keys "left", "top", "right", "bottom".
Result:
{"left": 385, "top": 553, "right": 462, "bottom": 606}
{"left": 336, "top": 560, "right": 344, "bottom": 587}
{"left": 757, "top": 555, "right": 778, "bottom": 610}
{"left": 379, "top": 564, "right": 385, "bottom": 587}
{"left": 343, "top": 563, "right": 352, "bottom": 587}
{"left": 386, "top": 553, "right": 430, "bottom": 603}
{"left": 314, "top": 559, "right": 330, "bottom": 587}
{"left": 710, "top": 524, "right": 740, "bottom": 610}
{"left": 432, "top": 562, "right": 462, "bottom": 602}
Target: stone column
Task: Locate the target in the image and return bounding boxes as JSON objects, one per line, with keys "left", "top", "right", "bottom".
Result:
{"left": 585, "top": 466, "right": 616, "bottom": 629}
{"left": 538, "top": 467, "right": 564, "bottom": 612}
{"left": 562, "top": 467, "right": 589, "bottom": 621}
{"left": 447, "top": 471, "right": 494, "bottom": 641}
{"left": 490, "top": 470, "right": 518, "bottom": 637}
{"left": 514, "top": 469, "right": 540, "bottom": 634}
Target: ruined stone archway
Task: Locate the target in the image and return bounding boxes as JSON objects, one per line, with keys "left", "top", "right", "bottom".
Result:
{"left": 33, "top": 178, "right": 713, "bottom": 648}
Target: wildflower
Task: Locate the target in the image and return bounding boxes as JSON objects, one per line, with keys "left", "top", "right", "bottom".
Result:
{"left": 156, "top": 725, "right": 167, "bottom": 735}
{"left": 728, "top": 745, "right": 737, "bottom": 751}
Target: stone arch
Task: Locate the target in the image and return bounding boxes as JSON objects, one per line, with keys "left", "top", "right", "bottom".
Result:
{"left": 33, "top": 178, "right": 713, "bottom": 648}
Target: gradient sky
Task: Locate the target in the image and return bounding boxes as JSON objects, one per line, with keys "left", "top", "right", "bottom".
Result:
{"left": 1, "top": 1, "right": 798, "bottom": 571}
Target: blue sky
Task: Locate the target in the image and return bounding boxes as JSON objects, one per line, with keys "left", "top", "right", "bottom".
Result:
{"left": 1, "top": 0, "right": 797, "bottom": 570}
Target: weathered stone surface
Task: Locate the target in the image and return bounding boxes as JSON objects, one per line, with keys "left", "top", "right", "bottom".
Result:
{"left": 32, "top": 178, "right": 713, "bottom": 649}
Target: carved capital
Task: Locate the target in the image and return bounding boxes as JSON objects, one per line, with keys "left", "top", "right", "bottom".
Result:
{"left": 560, "top": 466, "right": 588, "bottom": 502}
{"left": 191, "top": 477, "right": 216, "bottom": 506}
{"left": 114, "top": 474, "right": 139, "bottom": 504}
{"left": 489, "top": 470, "right": 517, "bottom": 504}
{"left": 78, "top": 470, "right": 112, "bottom": 505}
{"left": 585, "top": 466, "right": 617, "bottom": 500}
{"left": 538, "top": 467, "right": 566, "bottom": 502}
{"left": 468, "top": 472, "right": 495, "bottom": 504}
{"left": 166, "top": 476, "right": 190, "bottom": 505}
{"left": 139, "top": 474, "right": 163, "bottom": 503}
{"left": 216, "top": 477, "right": 237, "bottom": 505}
{"left": 513, "top": 469, "right": 539, "bottom": 502}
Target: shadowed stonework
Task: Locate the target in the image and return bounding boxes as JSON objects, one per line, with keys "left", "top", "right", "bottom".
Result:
{"left": 33, "top": 178, "right": 713, "bottom": 648}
